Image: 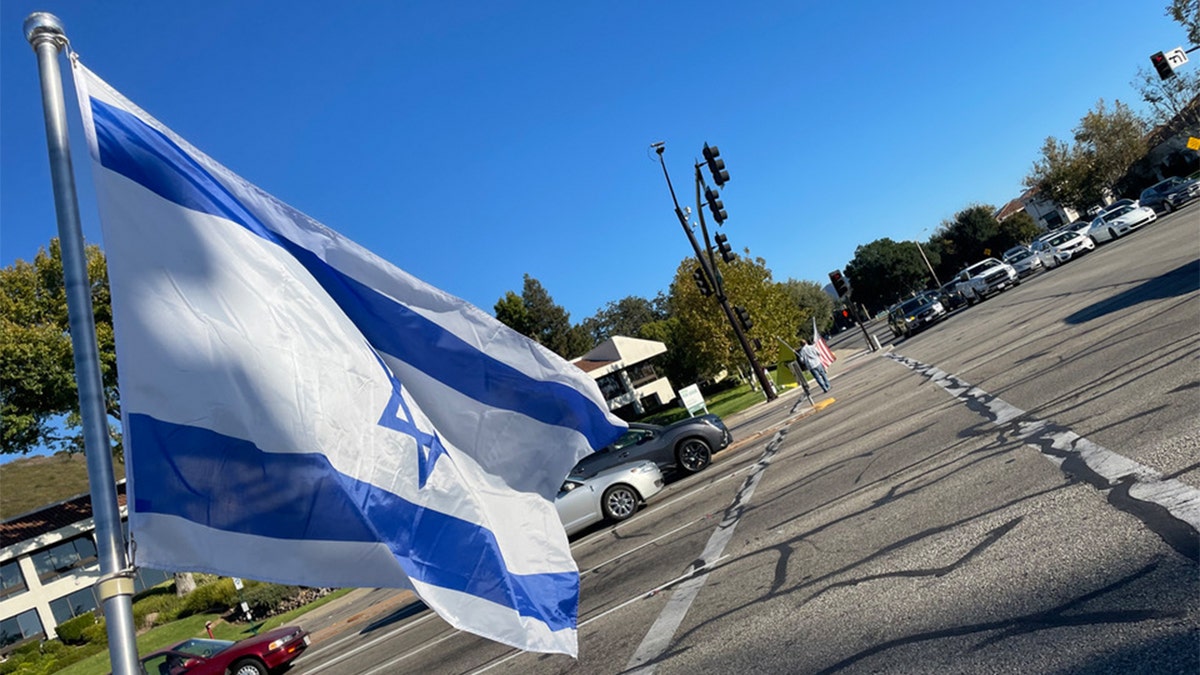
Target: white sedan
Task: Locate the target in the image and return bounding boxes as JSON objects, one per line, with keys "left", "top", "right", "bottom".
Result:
{"left": 1088, "top": 203, "right": 1157, "bottom": 243}
{"left": 556, "top": 460, "right": 664, "bottom": 535}
{"left": 1031, "top": 229, "right": 1095, "bottom": 268}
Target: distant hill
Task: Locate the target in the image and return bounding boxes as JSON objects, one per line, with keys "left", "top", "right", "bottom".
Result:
{"left": 0, "top": 452, "right": 125, "bottom": 521}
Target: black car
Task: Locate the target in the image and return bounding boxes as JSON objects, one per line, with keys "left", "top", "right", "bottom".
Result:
{"left": 570, "top": 414, "right": 732, "bottom": 478}
{"left": 936, "top": 281, "right": 967, "bottom": 311}
{"left": 1139, "top": 176, "right": 1198, "bottom": 213}
{"left": 887, "top": 293, "right": 947, "bottom": 338}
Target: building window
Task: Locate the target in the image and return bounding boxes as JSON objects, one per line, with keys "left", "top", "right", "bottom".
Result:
{"left": 596, "top": 373, "right": 625, "bottom": 400}
{"left": 1, "top": 560, "right": 27, "bottom": 599}
{"left": 134, "top": 567, "right": 173, "bottom": 594}
{"left": 50, "top": 587, "right": 100, "bottom": 624}
{"left": 626, "top": 362, "right": 659, "bottom": 387}
{"left": 0, "top": 609, "right": 44, "bottom": 650}
{"left": 30, "top": 536, "right": 99, "bottom": 582}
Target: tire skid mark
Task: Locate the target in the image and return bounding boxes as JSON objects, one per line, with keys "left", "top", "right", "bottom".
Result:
{"left": 887, "top": 352, "right": 1199, "bottom": 562}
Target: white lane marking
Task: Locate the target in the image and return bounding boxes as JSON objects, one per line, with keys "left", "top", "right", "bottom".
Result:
{"left": 468, "top": 555, "right": 731, "bottom": 675}
{"left": 624, "top": 429, "right": 788, "bottom": 674}
{"left": 887, "top": 353, "right": 1200, "bottom": 530}
{"left": 298, "top": 611, "right": 437, "bottom": 674}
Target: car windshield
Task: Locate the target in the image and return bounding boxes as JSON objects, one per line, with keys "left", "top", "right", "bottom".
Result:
{"left": 1146, "top": 178, "right": 1184, "bottom": 196}
{"left": 1006, "top": 249, "right": 1033, "bottom": 262}
{"left": 173, "top": 638, "right": 234, "bottom": 658}
{"left": 1105, "top": 205, "right": 1135, "bottom": 218}
{"left": 965, "top": 259, "right": 1000, "bottom": 275}
{"left": 1048, "top": 232, "right": 1077, "bottom": 246}
{"left": 898, "top": 297, "right": 928, "bottom": 313}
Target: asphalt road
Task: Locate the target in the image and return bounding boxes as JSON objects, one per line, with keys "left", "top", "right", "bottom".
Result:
{"left": 289, "top": 208, "right": 1199, "bottom": 674}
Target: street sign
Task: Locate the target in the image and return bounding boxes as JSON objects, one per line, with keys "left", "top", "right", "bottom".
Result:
{"left": 232, "top": 577, "right": 244, "bottom": 590}
{"left": 1165, "top": 47, "right": 1189, "bottom": 68}
{"left": 1187, "top": 137, "right": 1200, "bottom": 151}
{"left": 678, "top": 384, "right": 708, "bottom": 416}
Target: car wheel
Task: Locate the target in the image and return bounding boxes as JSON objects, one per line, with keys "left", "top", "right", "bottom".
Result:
{"left": 231, "top": 659, "right": 267, "bottom": 675}
{"left": 1163, "top": 201, "right": 1173, "bottom": 213}
{"left": 675, "top": 438, "right": 712, "bottom": 474}
{"left": 601, "top": 484, "right": 639, "bottom": 522}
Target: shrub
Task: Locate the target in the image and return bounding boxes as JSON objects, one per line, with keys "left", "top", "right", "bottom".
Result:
{"left": 80, "top": 619, "right": 107, "bottom": 646}
{"left": 133, "top": 587, "right": 185, "bottom": 628}
{"left": 241, "top": 583, "right": 300, "bottom": 619}
{"left": 179, "top": 578, "right": 237, "bottom": 617}
{"left": 53, "top": 612, "right": 96, "bottom": 645}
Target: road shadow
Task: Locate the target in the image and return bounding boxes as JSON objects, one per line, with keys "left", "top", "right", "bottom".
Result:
{"left": 1064, "top": 258, "right": 1199, "bottom": 324}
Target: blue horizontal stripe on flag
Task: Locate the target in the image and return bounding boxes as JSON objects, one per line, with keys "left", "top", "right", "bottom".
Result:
{"left": 128, "top": 413, "right": 579, "bottom": 631}
{"left": 90, "top": 99, "right": 621, "bottom": 450}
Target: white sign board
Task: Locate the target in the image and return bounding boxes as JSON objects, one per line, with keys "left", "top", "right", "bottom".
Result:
{"left": 678, "top": 384, "right": 707, "bottom": 416}
{"left": 232, "top": 577, "right": 244, "bottom": 590}
{"left": 1166, "top": 47, "right": 1189, "bottom": 67}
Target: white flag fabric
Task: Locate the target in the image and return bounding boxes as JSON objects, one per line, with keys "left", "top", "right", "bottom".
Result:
{"left": 812, "top": 316, "right": 836, "bottom": 368}
{"left": 71, "top": 58, "right": 625, "bottom": 656}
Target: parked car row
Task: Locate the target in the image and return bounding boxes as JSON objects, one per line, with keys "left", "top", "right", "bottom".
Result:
{"left": 555, "top": 413, "right": 733, "bottom": 534}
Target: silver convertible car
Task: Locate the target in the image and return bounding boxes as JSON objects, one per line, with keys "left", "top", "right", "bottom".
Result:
{"left": 556, "top": 461, "right": 664, "bottom": 535}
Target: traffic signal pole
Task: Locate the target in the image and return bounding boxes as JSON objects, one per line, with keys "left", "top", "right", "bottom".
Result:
{"left": 653, "top": 143, "right": 776, "bottom": 401}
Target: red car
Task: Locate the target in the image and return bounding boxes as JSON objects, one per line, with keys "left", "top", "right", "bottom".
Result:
{"left": 136, "top": 626, "right": 310, "bottom": 675}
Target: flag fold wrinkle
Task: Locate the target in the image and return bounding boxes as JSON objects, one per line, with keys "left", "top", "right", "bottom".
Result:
{"left": 70, "top": 57, "right": 626, "bottom": 656}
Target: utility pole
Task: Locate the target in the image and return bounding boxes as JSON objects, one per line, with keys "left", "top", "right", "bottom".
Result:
{"left": 653, "top": 142, "right": 776, "bottom": 401}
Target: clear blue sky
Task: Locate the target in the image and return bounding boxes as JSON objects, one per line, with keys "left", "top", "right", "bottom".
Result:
{"left": 1, "top": 1, "right": 1188, "bottom": 323}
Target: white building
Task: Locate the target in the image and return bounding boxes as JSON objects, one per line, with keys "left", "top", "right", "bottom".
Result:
{"left": 1, "top": 483, "right": 170, "bottom": 651}
{"left": 571, "top": 336, "right": 675, "bottom": 417}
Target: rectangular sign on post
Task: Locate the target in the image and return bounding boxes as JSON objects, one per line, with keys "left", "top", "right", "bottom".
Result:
{"left": 678, "top": 384, "right": 708, "bottom": 417}
{"left": 1166, "top": 47, "right": 1189, "bottom": 67}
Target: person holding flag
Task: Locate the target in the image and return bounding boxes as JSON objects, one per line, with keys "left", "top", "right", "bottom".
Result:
{"left": 796, "top": 317, "right": 835, "bottom": 393}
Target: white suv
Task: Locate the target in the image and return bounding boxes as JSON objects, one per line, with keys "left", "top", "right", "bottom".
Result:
{"left": 953, "top": 258, "right": 1019, "bottom": 305}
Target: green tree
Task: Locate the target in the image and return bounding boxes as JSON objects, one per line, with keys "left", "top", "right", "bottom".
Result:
{"left": 1, "top": 239, "right": 120, "bottom": 457}
{"left": 493, "top": 291, "right": 532, "bottom": 336}
{"left": 1024, "top": 99, "right": 1148, "bottom": 211}
{"left": 493, "top": 275, "right": 591, "bottom": 359}
{"left": 844, "top": 238, "right": 935, "bottom": 313}
{"left": 668, "top": 253, "right": 801, "bottom": 379}
{"left": 582, "top": 295, "right": 666, "bottom": 344}
{"left": 995, "top": 211, "right": 1043, "bottom": 249}
{"left": 779, "top": 279, "right": 835, "bottom": 333}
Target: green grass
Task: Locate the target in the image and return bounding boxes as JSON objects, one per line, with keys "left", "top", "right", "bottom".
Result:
{"left": 0, "top": 452, "right": 125, "bottom": 520}
{"left": 53, "top": 589, "right": 352, "bottom": 675}
{"left": 635, "top": 379, "right": 791, "bottom": 426}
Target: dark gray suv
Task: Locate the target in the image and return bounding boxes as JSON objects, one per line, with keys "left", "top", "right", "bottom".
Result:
{"left": 1139, "top": 176, "right": 1199, "bottom": 213}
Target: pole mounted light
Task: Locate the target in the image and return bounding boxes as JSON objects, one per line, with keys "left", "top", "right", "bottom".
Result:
{"left": 652, "top": 141, "right": 776, "bottom": 401}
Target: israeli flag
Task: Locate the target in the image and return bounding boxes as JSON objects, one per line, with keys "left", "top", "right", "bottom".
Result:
{"left": 71, "top": 58, "right": 625, "bottom": 656}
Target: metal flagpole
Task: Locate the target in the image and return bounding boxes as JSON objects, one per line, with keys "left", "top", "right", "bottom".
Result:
{"left": 23, "top": 13, "right": 141, "bottom": 674}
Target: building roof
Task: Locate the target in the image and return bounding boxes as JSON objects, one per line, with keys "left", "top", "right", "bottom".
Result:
{"left": 571, "top": 336, "right": 667, "bottom": 380}
{"left": 0, "top": 483, "right": 126, "bottom": 549}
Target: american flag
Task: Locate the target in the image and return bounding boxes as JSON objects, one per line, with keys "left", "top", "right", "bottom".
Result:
{"left": 812, "top": 316, "right": 836, "bottom": 368}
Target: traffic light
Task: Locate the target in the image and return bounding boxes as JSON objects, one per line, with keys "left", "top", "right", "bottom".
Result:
{"left": 714, "top": 232, "right": 735, "bottom": 263}
{"left": 829, "top": 270, "right": 850, "bottom": 297}
{"left": 1151, "top": 51, "right": 1175, "bottom": 80}
{"left": 705, "top": 186, "right": 727, "bottom": 225}
{"left": 841, "top": 309, "right": 850, "bottom": 319}
{"left": 703, "top": 143, "right": 729, "bottom": 187}
{"left": 734, "top": 306, "right": 753, "bottom": 331}
{"left": 692, "top": 266, "right": 713, "bottom": 296}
